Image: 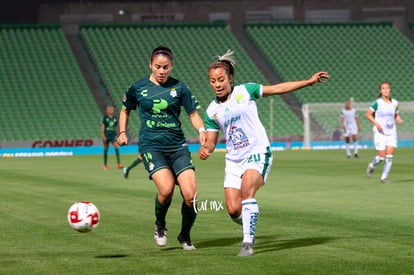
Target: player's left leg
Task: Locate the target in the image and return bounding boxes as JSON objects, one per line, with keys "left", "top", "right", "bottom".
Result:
{"left": 352, "top": 134, "right": 359, "bottom": 158}
{"left": 238, "top": 169, "right": 263, "bottom": 257}
{"left": 112, "top": 142, "right": 123, "bottom": 169}
{"left": 176, "top": 169, "right": 197, "bottom": 250}
{"left": 380, "top": 146, "right": 395, "bottom": 183}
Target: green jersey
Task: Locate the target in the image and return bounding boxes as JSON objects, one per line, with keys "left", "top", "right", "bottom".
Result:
{"left": 122, "top": 76, "right": 200, "bottom": 152}
{"left": 102, "top": 115, "right": 118, "bottom": 139}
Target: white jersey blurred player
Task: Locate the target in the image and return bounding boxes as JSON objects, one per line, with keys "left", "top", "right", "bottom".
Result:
{"left": 340, "top": 99, "right": 361, "bottom": 158}
{"left": 366, "top": 82, "right": 403, "bottom": 183}
{"left": 198, "top": 49, "right": 329, "bottom": 257}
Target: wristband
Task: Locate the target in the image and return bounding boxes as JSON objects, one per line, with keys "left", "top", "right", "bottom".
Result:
{"left": 198, "top": 127, "right": 206, "bottom": 133}
{"left": 119, "top": 131, "right": 126, "bottom": 135}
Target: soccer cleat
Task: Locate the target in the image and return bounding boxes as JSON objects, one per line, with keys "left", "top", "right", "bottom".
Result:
{"left": 366, "top": 163, "right": 374, "bottom": 178}
{"left": 347, "top": 155, "right": 351, "bottom": 159}
{"left": 177, "top": 233, "right": 196, "bottom": 250}
{"left": 237, "top": 242, "right": 254, "bottom": 257}
{"left": 123, "top": 167, "right": 129, "bottom": 179}
{"left": 380, "top": 178, "right": 388, "bottom": 184}
{"left": 154, "top": 224, "right": 167, "bottom": 247}
{"left": 354, "top": 153, "right": 359, "bottom": 158}
{"left": 117, "top": 163, "right": 124, "bottom": 169}
{"left": 103, "top": 164, "right": 108, "bottom": 170}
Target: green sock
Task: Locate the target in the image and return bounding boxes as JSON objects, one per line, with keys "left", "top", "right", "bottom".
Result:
{"left": 103, "top": 150, "right": 108, "bottom": 165}
{"left": 180, "top": 201, "right": 197, "bottom": 237}
{"left": 155, "top": 195, "right": 171, "bottom": 228}
{"left": 128, "top": 157, "right": 142, "bottom": 171}
{"left": 115, "top": 149, "right": 120, "bottom": 163}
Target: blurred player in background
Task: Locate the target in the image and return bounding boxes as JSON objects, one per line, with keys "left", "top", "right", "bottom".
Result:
{"left": 117, "top": 46, "right": 206, "bottom": 250}
{"left": 101, "top": 105, "right": 123, "bottom": 170}
{"left": 366, "top": 82, "right": 403, "bottom": 183}
{"left": 340, "top": 99, "right": 361, "bottom": 158}
{"left": 198, "top": 49, "right": 329, "bottom": 257}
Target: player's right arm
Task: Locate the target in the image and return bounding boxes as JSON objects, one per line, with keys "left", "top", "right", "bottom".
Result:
{"left": 117, "top": 108, "right": 129, "bottom": 146}
{"left": 100, "top": 122, "right": 106, "bottom": 142}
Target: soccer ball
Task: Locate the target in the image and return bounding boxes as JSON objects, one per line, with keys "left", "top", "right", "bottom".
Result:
{"left": 67, "top": 201, "right": 100, "bottom": 233}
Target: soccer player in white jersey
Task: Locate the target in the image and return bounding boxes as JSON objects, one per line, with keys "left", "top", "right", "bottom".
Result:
{"left": 198, "top": 50, "right": 329, "bottom": 256}
{"left": 340, "top": 99, "right": 361, "bottom": 158}
{"left": 366, "top": 82, "right": 403, "bottom": 183}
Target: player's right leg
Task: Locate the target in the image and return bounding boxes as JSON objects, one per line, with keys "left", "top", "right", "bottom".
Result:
{"left": 143, "top": 151, "right": 174, "bottom": 247}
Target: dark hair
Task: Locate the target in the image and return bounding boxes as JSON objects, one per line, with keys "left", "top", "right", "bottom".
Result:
{"left": 151, "top": 46, "right": 173, "bottom": 61}
{"left": 378, "top": 81, "right": 391, "bottom": 98}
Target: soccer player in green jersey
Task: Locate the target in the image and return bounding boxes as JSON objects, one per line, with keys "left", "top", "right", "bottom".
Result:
{"left": 199, "top": 50, "right": 328, "bottom": 256}
{"left": 101, "top": 105, "right": 123, "bottom": 170}
{"left": 117, "top": 46, "right": 207, "bottom": 250}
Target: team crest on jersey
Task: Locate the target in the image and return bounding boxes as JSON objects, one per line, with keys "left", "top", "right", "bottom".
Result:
{"left": 229, "top": 126, "right": 249, "bottom": 150}
{"left": 170, "top": 88, "right": 177, "bottom": 98}
{"left": 235, "top": 93, "right": 244, "bottom": 104}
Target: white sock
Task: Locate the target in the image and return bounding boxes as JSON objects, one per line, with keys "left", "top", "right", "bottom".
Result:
{"left": 345, "top": 144, "right": 350, "bottom": 156}
{"left": 354, "top": 142, "right": 358, "bottom": 154}
{"left": 241, "top": 198, "right": 259, "bottom": 244}
{"left": 381, "top": 154, "right": 393, "bottom": 180}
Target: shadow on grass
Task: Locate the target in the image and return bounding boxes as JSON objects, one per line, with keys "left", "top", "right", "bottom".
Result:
{"left": 95, "top": 254, "right": 128, "bottom": 259}
{"left": 188, "top": 235, "right": 334, "bottom": 254}
{"left": 255, "top": 236, "right": 335, "bottom": 255}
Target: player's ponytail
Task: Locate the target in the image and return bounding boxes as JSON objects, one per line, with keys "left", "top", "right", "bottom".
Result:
{"left": 209, "top": 49, "right": 236, "bottom": 77}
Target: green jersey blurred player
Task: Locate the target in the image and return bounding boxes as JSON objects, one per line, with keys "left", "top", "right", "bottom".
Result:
{"left": 101, "top": 105, "right": 123, "bottom": 170}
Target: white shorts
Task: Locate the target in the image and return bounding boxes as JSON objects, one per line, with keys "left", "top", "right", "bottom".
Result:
{"left": 343, "top": 126, "right": 358, "bottom": 137}
{"left": 374, "top": 132, "right": 397, "bottom": 151}
{"left": 224, "top": 151, "right": 273, "bottom": 189}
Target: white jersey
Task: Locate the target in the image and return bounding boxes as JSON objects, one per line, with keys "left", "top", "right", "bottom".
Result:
{"left": 204, "top": 83, "right": 270, "bottom": 161}
{"left": 340, "top": 108, "right": 358, "bottom": 129}
{"left": 369, "top": 98, "right": 399, "bottom": 135}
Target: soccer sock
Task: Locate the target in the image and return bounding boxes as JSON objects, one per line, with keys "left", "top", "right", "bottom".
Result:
{"left": 115, "top": 148, "right": 121, "bottom": 164}
{"left": 354, "top": 142, "right": 358, "bottom": 154}
{"left": 370, "top": 155, "right": 384, "bottom": 167}
{"left": 241, "top": 198, "right": 259, "bottom": 244}
{"left": 180, "top": 201, "right": 197, "bottom": 237}
{"left": 103, "top": 149, "right": 108, "bottom": 165}
{"left": 345, "top": 144, "right": 350, "bottom": 156}
{"left": 155, "top": 195, "right": 171, "bottom": 228}
{"left": 128, "top": 157, "right": 142, "bottom": 171}
{"left": 381, "top": 154, "right": 393, "bottom": 180}
{"left": 231, "top": 214, "right": 242, "bottom": 225}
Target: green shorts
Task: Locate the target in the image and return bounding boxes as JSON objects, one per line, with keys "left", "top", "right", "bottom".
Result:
{"left": 103, "top": 133, "right": 117, "bottom": 144}
{"left": 141, "top": 147, "right": 194, "bottom": 179}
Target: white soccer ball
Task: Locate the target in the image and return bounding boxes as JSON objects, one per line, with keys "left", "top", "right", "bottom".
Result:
{"left": 67, "top": 201, "right": 100, "bottom": 233}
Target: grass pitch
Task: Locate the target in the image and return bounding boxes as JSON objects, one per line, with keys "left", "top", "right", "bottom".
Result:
{"left": 1, "top": 148, "right": 414, "bottom": 274}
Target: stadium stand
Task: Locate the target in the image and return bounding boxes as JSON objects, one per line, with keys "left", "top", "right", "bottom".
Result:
{"left": 80, "top": 23, "right": 304, "bottom": 140}
{"left": 0, "top": 24, "right": 102, "bottom": 142}
{"left": 245, "top": 22, "right": 414, "bottom": 136}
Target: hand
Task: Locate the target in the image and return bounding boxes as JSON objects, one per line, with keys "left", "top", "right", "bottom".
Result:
{"left": 198, "top": 146, "right": 210, "bottom": 160}
{"left": 396, "top": 116, "right": 403, "bottom": 125}
{"left": 310, "top": 71, "right": 329, "bottom": 85}
{"left": 117, "top": 132, "right": 128, "bottom": 146}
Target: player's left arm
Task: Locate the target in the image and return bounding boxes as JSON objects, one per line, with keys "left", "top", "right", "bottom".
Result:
{"left": 355, "top": 116, "right": 361, "bottom": 132}
{"left": 262, "top": 71, "right": 329, "bottom": 96}
{"left": 395, "top": 112, "right": 403, "bottom": 125}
